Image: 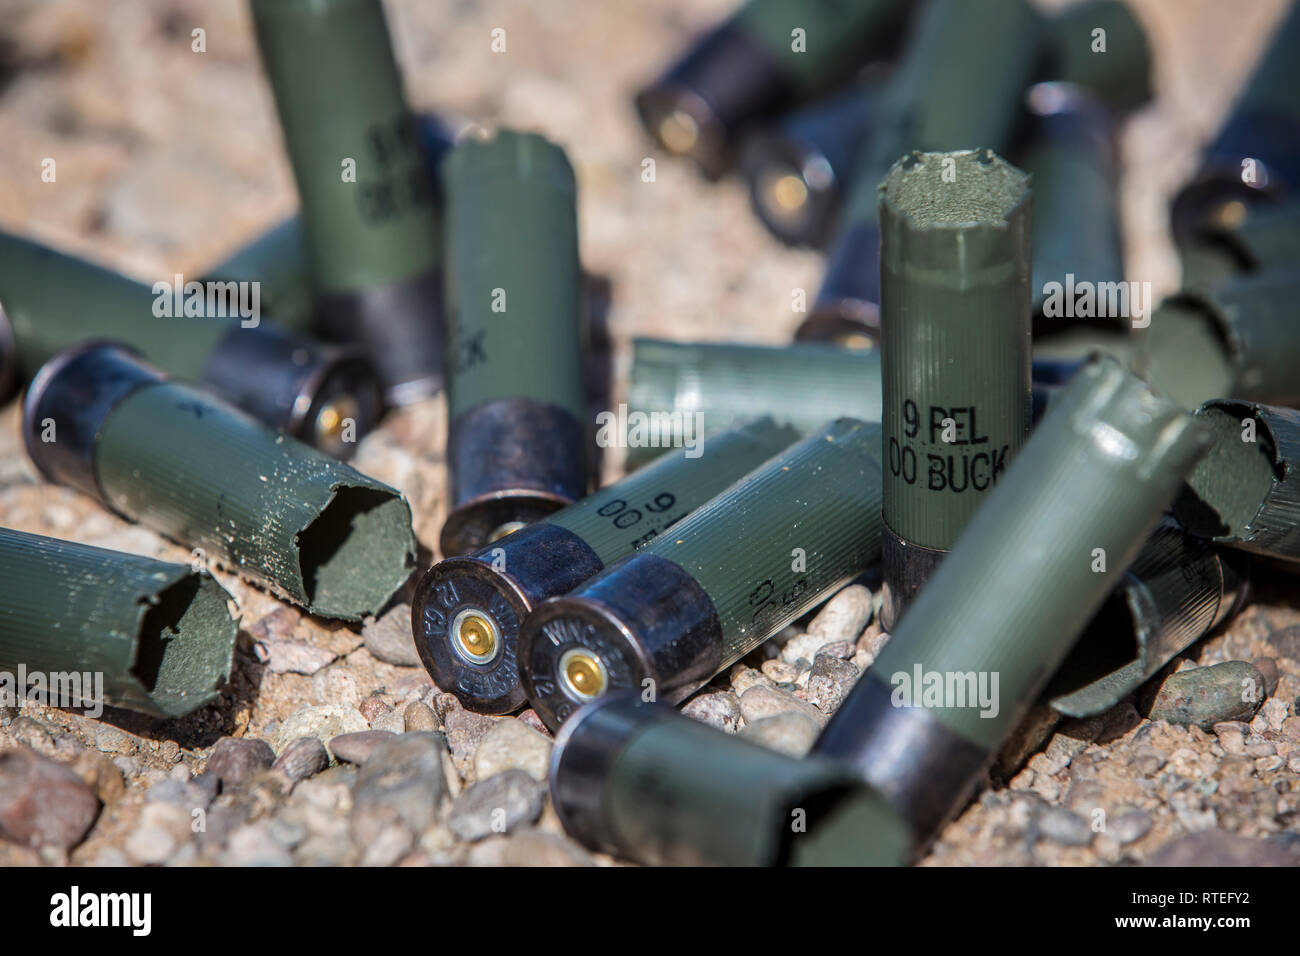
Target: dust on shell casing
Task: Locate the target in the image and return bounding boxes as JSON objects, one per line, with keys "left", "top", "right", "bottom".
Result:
{"left": 549, "top": 694, "right": 914, "bottom": 866}
{"left": 415, "top": 418, "right": 802, "bottom": 714}
{"left": 520, "top": 418, "right": 886, "bottom": 730}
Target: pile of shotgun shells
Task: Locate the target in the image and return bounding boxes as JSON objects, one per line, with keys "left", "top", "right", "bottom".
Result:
{"left": 2, "top": 0, "right": 1300, "bottom": 868}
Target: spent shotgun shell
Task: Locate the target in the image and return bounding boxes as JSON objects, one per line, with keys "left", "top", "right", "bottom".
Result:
{"left": 413, "top": 418, "right": 801, "bottom": 714}
{"left": 439, "top": 130, "right": 587, "bottom": 557}
{"left": 0, "top": 231, "right": 383, "bottom": 458}
{"left": 1175, "top": 400, "right": 1300, "bottom": 564}
{"left": 251, "top": 0, "right": 444, "bottom": 405}
{"left": 808, "top": 0, "right": 1045, "bottom": 340}
{"left": 625, "top": 339, "right": 883, "bottom": 466}
{"left": 1020, "top": 82, "right": 1127, "bottom": 336}
{"left": 740, "top": 77, "right": 885, "bottom": 249}
{"left": 1139, "top": 269, "right": 1300, "bottom": 411}
{"left": 519, "top": 418, "right": 884, "bottom": 731}
{"left": 0, "top": 527, "right": 239, "bottom": 719}
{"left": 1043, "top": 0, "right": 1152, "bottom": 113}
{"left": 1170, "top": 1, "right": 1300, "bottom": 239}
{"left": 813, "top": 358, "right": 1211, "bottom": 841}
{"left": 1176, "top": 200, "right": 1300, "bottom": 292}
{"left": 550, "top": 695, "right": 913, "bottom": 866}
{"left": 200, "top": 113, "right": 456, "bottom": 338}
{"left": 1048, "top": 516, "right": 1249, "bottom": 718}
{"left": 23, "top": 343, "right": 416, "bottom": 621}
{"left": 634, "top": 0, "right": 911, "bottom": 179}
{"left": 878, "top": 149, "right": 1034, "bottom": 631}
{"left": 630, "top": 337, "right": 1100, "bottom": 456}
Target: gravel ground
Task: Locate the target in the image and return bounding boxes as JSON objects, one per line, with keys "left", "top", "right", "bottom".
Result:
{"left": 1, "top": 0, "right": 1298, "bottom": 867}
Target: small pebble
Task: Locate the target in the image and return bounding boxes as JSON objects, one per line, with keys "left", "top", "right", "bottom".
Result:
{"left": 145, "top": 774, "right": 215, "bottom": 811}
{"left": 351, "top": 733, "right": 447, "bottom": 843}
{"left": 806, "top": 653, "right": 860, "bottom": 713}
{"left": 371, "top": 709, "right": 407, "bottom": 735}
{"left": 1212, "top": 721, "right": 1247, "bottom": 755}
{"left": 1256, "top": 755, "right": 1284, "bottom": 772}
{"left": 517, "top": 709, "right": 552, "bottom": 737}
{"left": 94, "top": 725, "right": 137, "bottom": 755}
{"left": 330, "top": 730, "right": 397, "bottom": 765}
{"left": 817, "top": 640, "right": 855, "bottom": 660}
{"left": 223, "top": 822, "right": 293, "bottom": 866}
{"left": 1147, "top": 829, "right": 1298, "bottom": 866}
{"left": 474, "top": 719, "right": 552, "bottom": 783}
{"left": 681, "top": 691, "right": 743, "bottom": 733}
{"left": 1147, "top": 661, "right": 1266, "bottom": 729}
{"left": 205, "top": 737, "right": 275, "bottom": 789}
{"left": 1279, "top": 716, "right": 1300, "bottom": 742}
{"left": 0, "top": 748, "right": 100, "bottom": 849}
{"left": 1259, "top": 697, "right": 1289, "bottom": 732}
{"left": 728, "top": 665, "right": 771, "bottom": 696}
{"left": 271, "top": 704, "right": 369, "bottom": 755}
{"left": 739, "top": 712, "right": 820, "bottom": 757}
{"left": 124, "top": 801, "right": 191, "bottom": 865}
{"left": 1035, "top": 806, "right": 1093, "bottom": 846}
{"left": 444, "top": 708, "right": 499, "bottom": 769}
{"left": 1130, "top": 749, "right": 1166, "bottom": 776}
{"left": 857, "top": 622, "right": 890, "bottom": 658}
{"left": 739, "top": 684, "right": 826, "bottom": 726}
{"left": 403, "top": 701, "right": 438, "bottom": 733}
{"left": 272, "top": 737, "right": 329, "bottom": 784}
{"left": 447, "top": 769, "right": 545, "bottom": 841}
{"left": 253, "top": 637, "right": 336, "bottom": 675}
{"left": 358, "top": 697, "right": 393, "bottom": 723}
{"left": 807, "top": 584, "right": 873, "bottom": 640}
{"left": 761, "top": 659, "right": 800, "bottom": 684}
{"left": 1252, "top": 657, "right": 1279, "bottom": 696}
{"left": 364, "top": 603, "right": 421, "bottom": 667}
{"left": 70, "top": 752, "right": 125, "bottom": 805}
{"left": 466, "top": 829, "right": 594, "bottom": 867}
